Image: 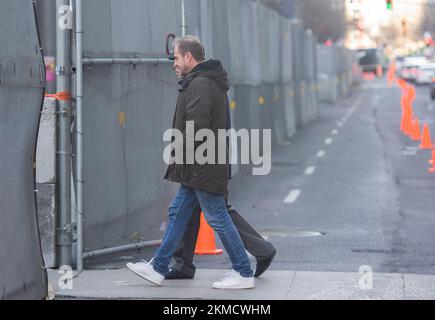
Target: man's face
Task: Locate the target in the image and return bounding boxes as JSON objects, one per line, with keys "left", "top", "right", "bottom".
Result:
{"left": 173, "top": 45, "right": 192, "bottom": 79}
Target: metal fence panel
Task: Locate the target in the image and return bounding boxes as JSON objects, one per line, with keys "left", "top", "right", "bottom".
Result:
{"left": 240, "top": 0, "right": 262, "bottom": 86}
{"left": 271, "top": 84, "right": 289, "bottom": 145}
{"left": 282, "top": 84, "right": 297, "bottom": 137}
{"left": 305, "top": 30, "right": 316, "bottom": 81}
{"left": 303, "top": 31, "right": 318, "bottom": 124}
{"left": 80, "top": 63, "right": 179, "bottom": 251}
{"left": 199, "top": 0, "right": 214, "bottom": 59}
{"left": 0, "top": 0, "right": 47, "bottom": 299}
{"left": 291, "top": 22, "right": 305, "bottom": 81}
{"left": 83, "top": 0, "right": 180, "bottom": 54}
{"left": 291, "top": 22, "right": 307, "bottom": 128}
{"left": 79, "top": 0, "right": 184, "bottom": 251}
{"left": 185, "top": 0, "right": 201, "bottom": 37}
{"left": 280, "top": 18, "right": 293, "bottom": 83}
{"left": 266, "top": 9, "right": 281, "bottom": 84}
{"left": 257, "top": 5, "right": 281, "bottom": 84}
{"left": 211, "top": 0, "right": 232, "bottom": 80}
{"left": 227, "top": 0, "right": 243, "bottom": 84}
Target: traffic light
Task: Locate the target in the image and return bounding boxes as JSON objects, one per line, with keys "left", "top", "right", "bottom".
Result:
{"left": 386, "top": 0, "right": 393, "bottom": 10}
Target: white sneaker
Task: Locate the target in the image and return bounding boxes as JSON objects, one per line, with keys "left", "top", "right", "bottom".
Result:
{"left": 126, "top": 260, "right": 164, "bottom": 286}
{"left": 212, "top": 270, "right": 255, "bottom": 289}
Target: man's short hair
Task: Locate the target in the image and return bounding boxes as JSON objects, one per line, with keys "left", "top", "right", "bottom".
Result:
{"left": 174, "top": 35, "right": 205, "bottom": 62}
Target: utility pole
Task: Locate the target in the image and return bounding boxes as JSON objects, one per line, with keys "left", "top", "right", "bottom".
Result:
{"left": 55, "top": 0, "right": 73, "bottom": 268}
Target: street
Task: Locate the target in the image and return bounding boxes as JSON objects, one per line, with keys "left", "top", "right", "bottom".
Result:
{"left": 227, "top": 77, "right": 435, "bottom": 276}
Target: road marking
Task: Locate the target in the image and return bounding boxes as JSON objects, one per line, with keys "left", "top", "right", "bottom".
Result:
{"left": 402, "top": 151, "right": 417, "bottom": 156}
{"left": 325, "top": 137, "right": 333, "bottom": 145}
{"left": 317, "top": 150, "right": 326, "bottom": 157}
{"left": 332, "top": 129, "right": 339, "bottom": 135}
{"left": 283, "top": 189, "right": 301, "bottom": 204}
{"left": 341, "top": 117, "right": 347, "bottom": 123}
{"left": 403, "top": 147, "right": 418, "bottom": 155}
{"left": 361, "top": 83, "right": 392, "bottom": 90}
{"left": 304, "top": 166, "right": 316, "bottom": 175}
{"left": 337, "top": 122, "right": 343, "bottom": 128}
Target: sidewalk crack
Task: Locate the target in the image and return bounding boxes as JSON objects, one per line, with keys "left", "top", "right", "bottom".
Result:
{"left": 286, "top": 271, "right": 297, "bottom": 298}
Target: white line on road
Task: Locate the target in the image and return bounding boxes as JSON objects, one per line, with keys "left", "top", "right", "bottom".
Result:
{"left": 402, "top": 151, "right": 417, "bottom": 156}
{"left": 325, "top": 137, "right": 333, "bottom": 145}
{"left": 332, "top": 129, "right": 339, "bottom": 135}
{"left": 337, "top": 122, "right": 343, "bottom": 128}
{"left": 304, "top": 166, "right": 316, "bottom": 175}
{"left": 317, "top": 150, "right": 326, "bottom": 157}
{"left": 283, "top": 189, "right": 301, "bottom": 204}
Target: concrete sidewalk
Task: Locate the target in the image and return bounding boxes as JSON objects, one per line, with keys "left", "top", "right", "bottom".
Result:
{"left": 48, "top": 268, "right": 435, "bottom": 300}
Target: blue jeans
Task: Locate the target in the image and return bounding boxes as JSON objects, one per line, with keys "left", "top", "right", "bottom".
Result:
{"left": 152, "top": 184, "right": 253, "bottom": 278}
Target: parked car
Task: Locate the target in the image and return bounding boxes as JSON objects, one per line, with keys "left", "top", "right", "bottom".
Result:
{"left": 395, "top": 56, "right": 405, "bottom": 71}
{"left": 358, "top": 48, "right": 379, "bottom": 74}
{"left": 415, "top": 63, "right": 435, "bottom": 85}
{"left": 398, "top": 56, "right": 429, "bottom": 82}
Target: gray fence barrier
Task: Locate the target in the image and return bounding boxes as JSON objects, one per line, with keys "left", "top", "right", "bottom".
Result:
{"left": 317, "top": 44, "right": 357, "bottom": 102}
{"left": 32, "top": 0, "right": 354, "bottom": 267}
{"left": 0, "top": 0, "right": 47, "bottom": 299}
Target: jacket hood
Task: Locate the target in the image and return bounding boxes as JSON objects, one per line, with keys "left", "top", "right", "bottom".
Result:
{"left": 179, "top": 59, "right": 230, "bottom": 92}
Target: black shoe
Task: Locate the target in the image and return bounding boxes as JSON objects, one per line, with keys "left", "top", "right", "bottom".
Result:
{"left": 164, "top": 268, "right": 194, "bottom": 280}
{"left": 254, "top": 251, "right": 276, "bottom": 278}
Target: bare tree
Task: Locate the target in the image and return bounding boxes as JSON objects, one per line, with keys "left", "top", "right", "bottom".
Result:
{"left": 295, "top": 0, "right": 346, "bottom": 43}
{"left": 419, "top": 3, "right": 435, "bottom": 40}
{"left": 258, "top": 0, "right": 346, "bottom": 43}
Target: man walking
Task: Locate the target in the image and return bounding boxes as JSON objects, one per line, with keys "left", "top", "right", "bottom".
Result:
{"left": 127, "top": 36, "right": 255, "bottom": 289}
{"left": 165, "top": 204, "right": 276, "bottom": 280}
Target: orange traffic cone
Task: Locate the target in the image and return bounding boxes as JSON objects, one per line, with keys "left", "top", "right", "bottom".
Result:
{"left": 420, "top": 123, "right": 433, "bottom": 149}
{"left": 397, "top": 78, "right": 406, "bottom": 89}
{"left": 429, "top": 147, "right": 435, "bottom": 173}
{"left": 400, "top": 95, "right": 406, "bottom": 110}
{"left": 403, "top": 106, "right": 413, "bottom": 136}
{"left": 411, "top": 118, "right": 422, "bottom": 141}
{"left": 429, "top": 146, "right": 435, "bottom": 165}
{"left": 400, "top": 112, "right": 406, "bottom": 133}
{"left": 194, "top": 213, "right": 223, "bottom": 255}
{"left": 400, "top": 96, "right": 408, "bottom": 133}
{"left": 407, "top": 85, "right": 416, "bottom": 103}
